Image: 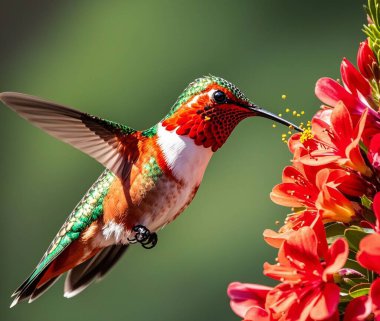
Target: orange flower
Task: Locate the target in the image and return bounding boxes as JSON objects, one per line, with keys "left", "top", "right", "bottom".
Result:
{"left": 271, "top": 164, "right": 365, "bottom": 223}
{"left": 290, "top": 102, "right": 371, "bottom": 176}
{"left": 264, "top": 227, "right": 348, "bottom": 321}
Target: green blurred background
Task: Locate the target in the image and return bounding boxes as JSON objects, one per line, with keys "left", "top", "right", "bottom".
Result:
{"left": 0, "top": 1, "right": 364, "bottom": 320}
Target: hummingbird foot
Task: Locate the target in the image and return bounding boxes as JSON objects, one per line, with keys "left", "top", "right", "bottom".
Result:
{"left": 128, "top": 225, "right": 158, "bottom": 249}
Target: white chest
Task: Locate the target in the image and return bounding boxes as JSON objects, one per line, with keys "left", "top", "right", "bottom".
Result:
{"left": 156, "top": 122, "right": 213, "bottom": 184}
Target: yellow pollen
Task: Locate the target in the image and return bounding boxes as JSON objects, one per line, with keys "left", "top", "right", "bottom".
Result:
{"left": 300, "top": 128, "right": 314, "bottom": 143}
{"left": 272, "top": 124, "right": 277, "bottom": 128}
{"left": 301, "top": 111, "right": 305, "bottom": 115}
{"left": 282, "top": 134, "right": 287, "bottom": 137}
{"left": 292, "top": 111, "right": 297, "bottom": 116}
{"left": 278, "top": 113, "right": 283, "bottom": 117}
{"left": 204, "top": 116, "right": 211, "bottom": 121}
{"left": 296, "top": 113, "right": 300, "bottom": 117}
{"left": 288, "top": 131, "right": 292, "bottom": 134}
{"left": 285, "top": 108, "right": 290, "bottom": 113}
{"left": 281, "top": 94, "right": 287, "bottom": 100}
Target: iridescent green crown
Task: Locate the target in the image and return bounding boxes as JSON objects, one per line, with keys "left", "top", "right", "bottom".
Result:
{"left": 166, "top": 75, "right": 251, "bottom": 118}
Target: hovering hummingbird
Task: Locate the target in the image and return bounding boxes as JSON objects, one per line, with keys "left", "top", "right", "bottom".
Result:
{"left": 1, "top": 75, "right": 301, "bottom": 307}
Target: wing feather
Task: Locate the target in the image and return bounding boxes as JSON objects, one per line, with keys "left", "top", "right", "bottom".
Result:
{"left": 0, "top": 92, "right": 139, "bottom": 179}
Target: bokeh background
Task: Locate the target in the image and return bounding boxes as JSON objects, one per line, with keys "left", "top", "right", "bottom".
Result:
{"left": 0, "top": 1, "right": 364, "bottom": 320}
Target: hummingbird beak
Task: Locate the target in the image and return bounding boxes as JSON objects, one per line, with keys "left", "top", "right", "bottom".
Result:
{"left": 247, "top": 104, "right": 303, "bottom": 132}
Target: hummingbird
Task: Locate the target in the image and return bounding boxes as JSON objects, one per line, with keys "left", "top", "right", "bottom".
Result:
{"left": 1, "top": 75, "right": 301, "bottom": 307}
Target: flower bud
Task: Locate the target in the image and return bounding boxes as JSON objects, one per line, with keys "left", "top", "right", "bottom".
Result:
{"left": 341, "top": 58, "right": 371, "bottom": 97}
{"left": 357, "top": 40, "right": 378, "bottom": 80}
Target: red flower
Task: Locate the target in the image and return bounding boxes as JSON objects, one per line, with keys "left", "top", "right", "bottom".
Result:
{"left": 227, "top": 282, "right": 272, "bottom": 321}
{"left": 270, "top": 163, "right": 366, "bottom": 223}
{"left": 263, "top": 227, "right": 348, "bottom": 321}
{"left": 357, "top": 40, "right": 378, "bottom": 81}
{"left": 357, "top": 233, "right": 380, "bottom": 274}
{"left": 263, "top": 211, "right": 328, "bottom": 257}
{"left": 291, "top": 102, "right": 371, "bottom": 176}
{"left": 270, "top": 165, "right": 319, "bottom": 209}
{"left": 343, "top": 278, "right": 380, "bottom": 321}
{"left": 357, "top": 193, "right": 380, "bottom": 273}
{"left": 315, "top": 41, "right": 380, "bottom": 145}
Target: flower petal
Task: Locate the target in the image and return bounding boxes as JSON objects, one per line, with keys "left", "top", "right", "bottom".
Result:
{"left": 227, "top": 282, "right": 272, "bottom": 318}
{"left": 283, "top": 227, "right": 321, "bottom": 271}
{"left": 310, "top": 283, "right": 340, "bottom": 320}
{"left": 369, "top": 133, "right": 380, "bottom": 171}
{"left": 243, "top": 306, "right": 270, "bottom": 321}
{"left": 370, "top": 278, "right": 380, "bottom": 318}
{"left": 323, "top": 238, "right": 349, "bottom": 281}
{"left": 343, "top": 295, "right": 372, "bottom": 321}
{"left": 357, "top": 233, "right": 380, "bottom": 274}
{"left": 341, "top": 58, "right": 371, "bottom": 97}
{"left": 330, "top": 102, "right": 353, "bottom": 147}
{"left": 263, "top": 229, "right": 291, "bottom": 248}
{"left": 316, "top": 186, "right": 356, "bottom": 223}
{"left": 373, "top": 192, "right": 380, "bottom": 230}
{"left": 270, "top": 183, "right": 314, "bottom": 208}
{"left": 315, "top": 77, "right": 359, "bottom": 109}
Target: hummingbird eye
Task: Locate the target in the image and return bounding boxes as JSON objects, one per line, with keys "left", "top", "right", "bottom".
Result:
{"left": 212, "top": 90, "right": 227, "bottom": 104}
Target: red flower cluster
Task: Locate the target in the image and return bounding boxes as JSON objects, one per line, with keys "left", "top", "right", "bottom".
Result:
{"left": 228, "top": 11, "right": 380, "bottom": 321}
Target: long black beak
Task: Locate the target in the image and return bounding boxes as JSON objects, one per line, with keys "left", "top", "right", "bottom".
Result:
{"left": 248, "top": 104, "right": 303, "bottom": 132}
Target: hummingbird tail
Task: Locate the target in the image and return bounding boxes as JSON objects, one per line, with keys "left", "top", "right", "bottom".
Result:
{"left": 11, "top": 239, "right": 98, "bottom": 307}
{"left": 64, "top": 244, "right": 129, "bottom": 298}
{"left": 10, "top": 241, "right": 129, "bottom": 307}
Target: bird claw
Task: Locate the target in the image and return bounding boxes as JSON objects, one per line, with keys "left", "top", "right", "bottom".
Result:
{"left": 127, "top": 225, "right": 158, "bottom": 249}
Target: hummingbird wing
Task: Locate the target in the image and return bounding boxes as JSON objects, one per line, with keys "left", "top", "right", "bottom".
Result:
{"left": 0, "top": 92, "right": 139, "bottom": 179}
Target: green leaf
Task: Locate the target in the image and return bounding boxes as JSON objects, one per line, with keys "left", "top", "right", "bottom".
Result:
{"left": 364, "top": 0, "right": 380, "bottom": 62}
{"left": 344, "top": 258, "right": 369, "bottom": 277}
{"left": 359, "top": 141, "right": 369, "bottom": 154}
{"left": 349, "top": 283, "right": 371, "bottom": 298}
{"left": 361, "top": 195, "right": 373, "bottom": 209}
{"left": 325, "top": 222, "right": 346, "bottom": 240}
{"left": 344, "top": 228, "right": 368, "bottom": 252}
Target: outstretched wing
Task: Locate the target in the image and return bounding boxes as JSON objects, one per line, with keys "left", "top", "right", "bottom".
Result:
{"left": 0, "top": 92, "right": 139, "bottom": 178}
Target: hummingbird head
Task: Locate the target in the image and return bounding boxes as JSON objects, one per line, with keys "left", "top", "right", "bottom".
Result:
{"left": 162, "top": 75, "right": 301, "bottom": 152}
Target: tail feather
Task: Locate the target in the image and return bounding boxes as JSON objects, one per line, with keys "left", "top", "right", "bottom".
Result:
{"left": 29, "top": 276, "right": 60, "bottom": 303}
{"left": 64, "top": 244, "right": 129, "bottom": 298}
{"left": 10, "top": 240, "right": 99, "bottom": 307}
{"left": 10, "top": 243, "right": 129, "bottom": 307}
{"left": 10, "top": 264, "right": 57, "bottom": 308}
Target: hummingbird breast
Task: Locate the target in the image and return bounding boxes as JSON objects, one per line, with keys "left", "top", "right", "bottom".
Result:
{"left": 97, "top": 122, "right": 213, "bottom": 245}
